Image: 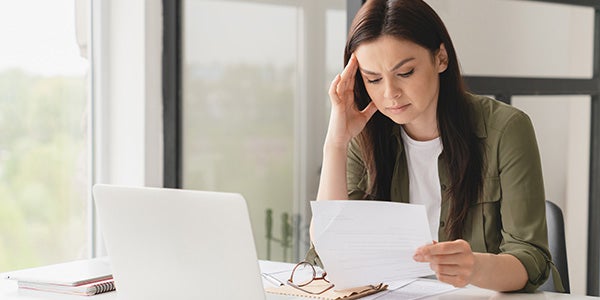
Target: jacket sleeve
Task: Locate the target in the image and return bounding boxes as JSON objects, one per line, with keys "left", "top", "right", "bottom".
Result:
{"left": 305, "top": 139, "right": 368, "bottom": 266}
{"left": 347, "top": 138, "right": 369, "bottom": 200}
{"left": 497, "top": 111, "right": 553, "bottom": 292}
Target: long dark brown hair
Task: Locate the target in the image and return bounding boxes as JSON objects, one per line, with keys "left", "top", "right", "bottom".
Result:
{"left": 345, "top": 0, "right": 484, "bottom": 240}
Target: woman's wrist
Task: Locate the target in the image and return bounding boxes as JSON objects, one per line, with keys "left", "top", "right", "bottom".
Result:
{"left": 323, "top": 141, "right": 348, "bottom": 155}
{"left": 470, "top": 252, "right": 527, "bottom": 291}
{"left": 317, "top": 138, "right": 350, "bottom": 201}
{"left": 470, "top": 252, "right": 486, "bottom": 285}
{"left": 323, "top": 135, "right": 351, "bottom": 152}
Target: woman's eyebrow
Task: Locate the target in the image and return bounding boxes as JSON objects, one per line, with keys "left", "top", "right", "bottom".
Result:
{"left": 359, "top": 57, "right": 416, "bottom": 75}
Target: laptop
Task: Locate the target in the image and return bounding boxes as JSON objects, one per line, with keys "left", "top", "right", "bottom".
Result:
{"left": 92, "top": 184, "right": 266, "bottom": 300}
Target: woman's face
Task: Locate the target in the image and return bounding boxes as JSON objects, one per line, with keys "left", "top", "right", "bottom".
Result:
{"left": 354, "top": 35, "right": 447, "bottom": 135}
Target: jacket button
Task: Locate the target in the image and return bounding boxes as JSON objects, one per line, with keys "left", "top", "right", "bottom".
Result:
{"left": 440, "top": 221, "right": 445, "bottom": 227}
{"left": 441, "top": 184, "right": 447, "bottom": 191}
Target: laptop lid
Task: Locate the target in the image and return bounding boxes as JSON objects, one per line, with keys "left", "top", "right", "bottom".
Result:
{"left": 92, "top": 184, "right": 265, "bottom": 300}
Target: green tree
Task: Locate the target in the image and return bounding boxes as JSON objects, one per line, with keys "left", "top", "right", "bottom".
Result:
{"left": 0, "top": 69, "right": 88, "bottom": 271}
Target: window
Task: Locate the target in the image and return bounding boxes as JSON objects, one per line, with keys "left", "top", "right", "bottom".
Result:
{"left": 181, "top": 0, "right": 346, "bottom": 262}
{"left": 0, "top": 0, "right": 91, "bottom": 271}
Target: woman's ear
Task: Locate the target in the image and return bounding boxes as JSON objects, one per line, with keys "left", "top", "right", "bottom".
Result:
{"left": 436, "top": 43, "right": 448, "bottom": 73}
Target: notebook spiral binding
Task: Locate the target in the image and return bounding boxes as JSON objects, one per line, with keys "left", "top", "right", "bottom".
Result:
{"left": 93, "top": 280, "right": 116, "bottom": 294}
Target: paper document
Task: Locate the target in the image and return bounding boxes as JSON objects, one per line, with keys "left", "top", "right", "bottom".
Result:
{"left": 311, "top": 200, "right": 434, "bottom": 289}
{"left": 258, "top": 260, "right": 295, "bottom": 288}
{"left": 369, "top": 278, "right": 457, "bottom": 299}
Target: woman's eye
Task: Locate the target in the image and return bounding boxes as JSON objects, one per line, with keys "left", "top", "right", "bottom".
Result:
{"left": 367, "top": 78, "right": 382, "bottom": 84}
{"left": 398, "top": 69, "right": 415, "bottom": 78}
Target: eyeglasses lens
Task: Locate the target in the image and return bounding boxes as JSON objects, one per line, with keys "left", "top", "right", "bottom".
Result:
{"left": 291, "top": 263, "right": 315, "bottom": 286}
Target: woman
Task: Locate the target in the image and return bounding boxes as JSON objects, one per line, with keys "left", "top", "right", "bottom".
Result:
{"left": 312, "top": 0, "right": 558, "bottom": 292}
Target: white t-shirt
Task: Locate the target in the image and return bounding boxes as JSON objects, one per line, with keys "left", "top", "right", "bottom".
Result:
{"left": 400, "top": 127, "right": 443, "bottom": 241}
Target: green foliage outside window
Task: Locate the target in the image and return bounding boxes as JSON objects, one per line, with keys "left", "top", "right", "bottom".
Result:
{"left": 0, "top": 69, "right": 87, "bottom": 272}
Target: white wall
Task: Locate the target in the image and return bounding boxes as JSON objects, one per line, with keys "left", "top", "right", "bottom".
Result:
{"left": 426, "top": 0, "right": 593, "bottom": 294}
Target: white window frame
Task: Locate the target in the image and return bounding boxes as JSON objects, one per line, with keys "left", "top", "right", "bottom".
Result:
{"left": 90, "top": 0, "right": 164, "bottom": 256}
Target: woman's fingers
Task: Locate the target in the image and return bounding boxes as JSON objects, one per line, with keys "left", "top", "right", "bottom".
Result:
{"left": 430, "top": 258, "right": 472, "bottom": 288}
{"left": 328, "top": 74, "right": 342, "bottom": 105}
{"left": 325, "top": 53, "right": 376, "bottom": 141}
{"left": 436, "top": 273, "right": 470, "bottom": 288}
{"left": 344, "top": 53, "right": 358, "bottom": 88}
{"left": 420, "top": 252, "right": 468, "bottom": 265}
{"left": 339, "top": 54, "right": 356, "bottom": 81}
{"left": 361, "top": 101, "right": 378, "bottom": 121}
{"left": 414, "top": 240, "right": 472, "bottom": 264}
{"left": 413, "top": 240, "right": 476, "bottom": 287}
{"left": 415, "top": 239, "right": 470, "bottom": 258}
{"left": 337, "top": 54, "right": 358, "bottom": 100}
{"left": 429, "top": 262, "right": 462, "bottom": 276}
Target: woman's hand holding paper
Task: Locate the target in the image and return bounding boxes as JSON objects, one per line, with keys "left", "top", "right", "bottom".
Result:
{"left": 413, "top": 239, "right": 478, "bottom": 288}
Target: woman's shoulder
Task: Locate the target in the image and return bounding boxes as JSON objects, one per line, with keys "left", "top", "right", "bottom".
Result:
{"left": 465, "top": 93, "right": 531, "bottom": 135}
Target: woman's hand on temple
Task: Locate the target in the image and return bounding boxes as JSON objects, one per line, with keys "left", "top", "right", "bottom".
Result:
{"left": 413, "top": 239, "right": 480, "bottom": 288}
{"left": 325, "top": 53, "right": 378, "bottom": 148}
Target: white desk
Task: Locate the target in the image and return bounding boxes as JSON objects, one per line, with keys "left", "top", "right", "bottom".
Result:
{"left": 1, "top": 261, "right": 598, "bottom": 300}
{"left": 1, "top": 278, "right": 599, "bottom": 300}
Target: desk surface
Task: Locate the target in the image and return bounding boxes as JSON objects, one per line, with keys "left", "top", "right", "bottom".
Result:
{"left": 1, "top": 261, "right": 598, "bottom": 300}
{"left": 0, "top": 279, "right": 598, "bottom": 300}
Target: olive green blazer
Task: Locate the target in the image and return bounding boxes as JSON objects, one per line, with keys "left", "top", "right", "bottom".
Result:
{"left": 308, "top": 94, "right": 556, "bottom": 292}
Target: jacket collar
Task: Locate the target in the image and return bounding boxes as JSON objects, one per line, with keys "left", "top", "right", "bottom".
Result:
{"left": 467, "top": 93, "right": 488, "bottom": 139}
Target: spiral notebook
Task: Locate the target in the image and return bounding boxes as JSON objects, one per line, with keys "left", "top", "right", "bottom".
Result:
{"left": 5, "top": 257, "right": 115, "bottom": 296}
{"left": 17, "top": 278, "right": 115, "bottom": 296}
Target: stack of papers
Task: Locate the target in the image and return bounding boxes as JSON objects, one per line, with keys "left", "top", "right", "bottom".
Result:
{"left": 310, "top": 200, "right": 435, "bottom": 289}
{"left": 366, "top": 279, "right": 456, "bottom": 300}
{"left": 262, "top": 201, "right": 458, "bottom": 299}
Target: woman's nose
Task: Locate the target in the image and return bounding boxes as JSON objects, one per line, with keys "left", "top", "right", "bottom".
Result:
{"left": 383, "top": 81, "right": 401, "bottom": 99}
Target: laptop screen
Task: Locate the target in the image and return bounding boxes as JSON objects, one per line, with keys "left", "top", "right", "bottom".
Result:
{"left": 93, "top": 184, "right": 266, "bottom": 300}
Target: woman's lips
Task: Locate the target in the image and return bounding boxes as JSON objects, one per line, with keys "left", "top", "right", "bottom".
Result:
{"left": 386, "top": 103, "right": 411, "bottom": 113}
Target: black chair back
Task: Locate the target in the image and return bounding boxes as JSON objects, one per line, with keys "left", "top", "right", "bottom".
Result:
{"left": 539, "top": 200, "right": 570, "bottom": 293}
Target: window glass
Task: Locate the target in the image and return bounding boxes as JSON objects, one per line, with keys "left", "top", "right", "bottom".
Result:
{"left": 183, "top": 0, "right": 298, "bottom": 262}
{"left": 0, "top": 0, "right": 90, "bottom": 271}
{"left": 183, "top": 0, "right": 345, "bottom": 262}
